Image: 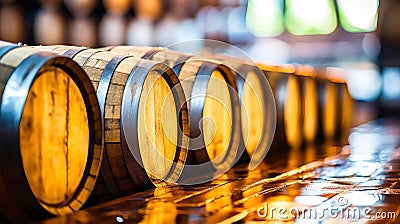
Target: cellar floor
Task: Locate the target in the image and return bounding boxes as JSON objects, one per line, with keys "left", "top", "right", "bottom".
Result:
{"left": 44, "top": 119, "right": 400, "bottom": 223}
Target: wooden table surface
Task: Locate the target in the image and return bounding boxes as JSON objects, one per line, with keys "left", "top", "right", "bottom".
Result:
{"left": 43, "top": 119, "right": 400, "bottom": 223}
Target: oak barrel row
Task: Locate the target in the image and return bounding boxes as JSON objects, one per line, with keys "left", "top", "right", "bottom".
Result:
{"left": 0, "top": 42, "right": 354, "bottom": 222}
{"left": 31, "top": 46, "right": 191, "bottom": 204}
{"left": 0, "top": 42, "right": 191, "bottom": 222}
{"left": 106, "top": 46, "right": 353, "bottom": 149}
{"left": 107, "top": 46, "right": 277, "bottom": 173}
{"left": 260, "top": 64, "right": 353, "bottom": 149}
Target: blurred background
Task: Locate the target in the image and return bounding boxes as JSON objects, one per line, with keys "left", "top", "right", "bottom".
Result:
{"left": 0, "top": 0, "right": 399, "bottom": 119}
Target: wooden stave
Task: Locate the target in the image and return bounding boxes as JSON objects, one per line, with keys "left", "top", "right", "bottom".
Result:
{"left": 38, "top": 46, "right": 189, "bottom": 201}
{"left": 0, "top": 45, "right": 103, "bottom": 221}
{"left": 108, "top": 46, "right": 243, "bottom": 180}
{"left": 88, "top": 51, "right": 144, "bottom": 201}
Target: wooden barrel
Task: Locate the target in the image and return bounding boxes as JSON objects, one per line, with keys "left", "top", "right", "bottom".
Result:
{"left": 35, "top": 45, "right": 189, "bottom": 201}
{"left": 261, "top": 64, "right": 303, "bottom": 149}
{"left": 295, "top": 65, "right": 319, "bottom": 144}
{"left": 108, "top": 46, "right": 241, "bottom": 184}
{"left": 0, "top": 43, "right": 103, "bottom": 222}
{"left": 315, "top": 67, "right": 353, "bottom": 143}
{"left": 263, "top": 64, "right": 353, "bottom": 147}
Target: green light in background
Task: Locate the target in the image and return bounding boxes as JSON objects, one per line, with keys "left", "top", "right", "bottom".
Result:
{"left": 337, "top": 0, "right": 379, "bottom": 32}
{"left": 246, "top": 0, "right": 284, "bottom": 37}
{"left": 285, "top": 0, "right": 337, "bottom": 35}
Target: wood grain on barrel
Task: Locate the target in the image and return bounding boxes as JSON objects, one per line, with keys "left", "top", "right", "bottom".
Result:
{"left": 138, "top": 71, "right": 177, "bottom": 180}
{"left": 202, "top": 69, "right": 232, "bottom": 165}
{"left": 0, "top": 45, "right": 102, "bottom": 220}
{"left": 20, "top": 67, "right": 89, "bottom": 205}
{"left": 103, "top": 57, "right": 140, "bottom": 194}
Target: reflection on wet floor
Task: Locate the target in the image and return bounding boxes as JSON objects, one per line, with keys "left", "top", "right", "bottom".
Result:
{"left": 44, "top": 119, "right": 400, "bottom": 223}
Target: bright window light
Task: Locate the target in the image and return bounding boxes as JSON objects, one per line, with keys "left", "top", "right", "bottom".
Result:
{"left": 246, "top": 0, "right": 284, "bottom": 37}
{"left": 285, "top": 0, "right": 337, "bottom": 35}
{"left": 337, "top": 0, "right": 379, "bottom": 32}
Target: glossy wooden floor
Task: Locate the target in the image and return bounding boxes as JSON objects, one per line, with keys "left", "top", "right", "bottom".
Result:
{"left": 44, "top": 119, "right": 400, "bottom": 223}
